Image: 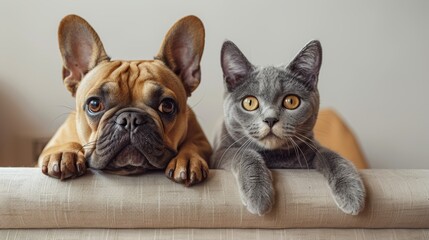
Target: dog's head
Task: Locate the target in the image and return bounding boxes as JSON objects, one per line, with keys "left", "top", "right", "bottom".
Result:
{"left": 58, "top": 15, "right": 204, "bottom": 175}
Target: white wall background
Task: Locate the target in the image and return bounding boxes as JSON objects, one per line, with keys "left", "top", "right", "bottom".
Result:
{"left": 0, "top": 0, "right": 428, "bottom": 168}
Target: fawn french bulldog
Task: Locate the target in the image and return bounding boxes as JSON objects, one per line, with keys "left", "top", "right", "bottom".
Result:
{"left": 38, "top": 14, "right": 212, "bottom": 186}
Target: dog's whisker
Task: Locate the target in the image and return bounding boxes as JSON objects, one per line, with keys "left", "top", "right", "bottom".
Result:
{"left": 54, "top": 105, "right": 75, "bottom": 111}
{"left": 75, "top": 140, "right": 98, "bottom": 155}
{"left": 49, "top": 112, "right": 73, "bottom": 125}
{"left": 188, "top": 97, "right": 204, "bottom": 112}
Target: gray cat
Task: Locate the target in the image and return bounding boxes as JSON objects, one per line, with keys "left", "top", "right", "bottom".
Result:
{"left": 210, "top": 40, "right": 365, "bottom": 216}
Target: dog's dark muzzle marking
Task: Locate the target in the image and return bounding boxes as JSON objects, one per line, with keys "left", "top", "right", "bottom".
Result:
{"left": 88, "top": 108, "right": 172, "bottom": 174}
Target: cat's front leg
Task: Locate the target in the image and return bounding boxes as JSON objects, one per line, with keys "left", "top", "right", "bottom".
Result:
{"left": 313, "top": 146, "right": 366, "bottom": 215}
{"left": 230, "top": 148, "right": 275, "bottom": 216}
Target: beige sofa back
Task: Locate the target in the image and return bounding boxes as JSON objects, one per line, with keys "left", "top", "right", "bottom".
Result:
{"left": 1, "top": 168, "right": 428, "bottom": 229}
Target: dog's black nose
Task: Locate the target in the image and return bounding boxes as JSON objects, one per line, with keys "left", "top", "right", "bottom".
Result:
{"left": 116, "top": 112, "right": 145, "bottom": 131}
{"left": 263, "top": 117, "right": 279, "bottom": 128}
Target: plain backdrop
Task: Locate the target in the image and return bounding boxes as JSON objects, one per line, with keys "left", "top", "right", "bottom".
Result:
{"left": 0, "top": 0, "right": 428, "bottom": 168}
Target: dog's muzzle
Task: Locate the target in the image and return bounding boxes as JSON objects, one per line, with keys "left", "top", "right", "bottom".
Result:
{"left": 89, "top": 109, "right": 173, "bottom": 175}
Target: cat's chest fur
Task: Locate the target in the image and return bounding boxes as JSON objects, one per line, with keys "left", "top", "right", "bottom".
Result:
{"left": 258, "top": 147, "right": 316, "bottom": 169}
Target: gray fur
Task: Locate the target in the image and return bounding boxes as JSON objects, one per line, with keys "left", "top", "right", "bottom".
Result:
{"left": 211, "top": 40, "right": 365, "bottom": 216}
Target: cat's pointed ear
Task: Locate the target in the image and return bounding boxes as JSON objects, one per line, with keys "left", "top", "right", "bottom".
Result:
{"left": 287, "top": 40, "right": 322, "bottom": 89}
{"left": 221, "top": 40, "right": 253, "bottom": 91}
{"left": 58, "top": 14, "right": 110, "bottom": 97}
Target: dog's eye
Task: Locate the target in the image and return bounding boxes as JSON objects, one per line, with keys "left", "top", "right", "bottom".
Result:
{"left": 158, "top": 99, "right": 176, "bottom": 114}
{"left": 283, "top": 95, "right": 300, "bottom": 110}
{"left": 87, "top": 98, "right": 104, "bottom": 113}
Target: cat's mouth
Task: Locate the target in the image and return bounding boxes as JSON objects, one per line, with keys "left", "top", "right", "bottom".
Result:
{"left": 257, "top": 131, "right": 285, "bottom": 149}
{"left": 258, "top": 128, "right": 281, "bottom": 139}
{"left": 261, "top": 132, "right": 280, "bottom": 140}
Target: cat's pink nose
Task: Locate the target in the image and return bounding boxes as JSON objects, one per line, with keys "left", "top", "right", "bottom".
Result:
{"left": 264, "top": 118, "right": 278, "bottom": 128}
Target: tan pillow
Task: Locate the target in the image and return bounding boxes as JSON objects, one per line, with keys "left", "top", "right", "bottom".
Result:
{"left": 314, "top": 108, "right": 368, "bottom": 169}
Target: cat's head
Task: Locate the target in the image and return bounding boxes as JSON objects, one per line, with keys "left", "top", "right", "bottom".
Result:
{"left": 221, "top": 40, "right": 322, "bottom": 149}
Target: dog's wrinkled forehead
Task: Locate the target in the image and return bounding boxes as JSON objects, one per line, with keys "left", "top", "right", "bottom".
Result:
{"left": 76, "top": 60, "right": 187, "bottom": 107}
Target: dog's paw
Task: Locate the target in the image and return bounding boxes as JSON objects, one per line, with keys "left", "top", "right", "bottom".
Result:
{"left": 331, "top": 176, "right": 366, "bottom": 215}
{"left": 41, "top": 151, "right": 87, "bottom": 180}
{"left": 240, "top": 180, "right": 275, "bottom": 216}
{"left": 165, "top": 154, "right": 209, "bottom": 186}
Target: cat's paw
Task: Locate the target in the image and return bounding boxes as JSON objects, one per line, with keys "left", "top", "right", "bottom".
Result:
{"left": 231, "top": 149, "right": 275, "bottom": 216}
{"left": 331, "top": 175, "right": 366, "bottom": 215}
{"left": 240, "top": 180, "right": 275, "bottom": 216}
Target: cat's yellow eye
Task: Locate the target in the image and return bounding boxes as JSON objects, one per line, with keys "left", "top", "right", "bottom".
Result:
{"left": 242, "top": 96, "right": 259, "bottom": 111}
{"left": 283, "top": 95, "right": 300, "bottom": 110}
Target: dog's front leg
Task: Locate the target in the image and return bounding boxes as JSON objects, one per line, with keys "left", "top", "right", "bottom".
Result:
{"left": 165, "top": 108, "right": 212, "bottom": 186}
{"left": 38, "top": 113, "right": 86, "bottom": 180}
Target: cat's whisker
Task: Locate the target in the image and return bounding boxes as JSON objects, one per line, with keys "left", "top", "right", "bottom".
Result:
{"left": 217, "top": 129, "right": 246, "bottom": 147}
{"left": 286, "top": 137, "right": 304, "bottom": 169}
{"left": 293, "top": 133, "right": 330, "bottom": 170}
{"left": 218, "top": 111, "right": 263, "bottom": 146}
{"left": 244, "top": 111, "right": 266, "bottom": 138}
{"left": 284, "top": 135, "right": 292, "bottom": 155}
{"left": 217, "top": 135, "right": 248, "bottom": 168}
{"left": 290, "top": 137, "right": 310, "bottom": 170}
{"left": 312, "top": 128, "right": 332, "bottom": 138}
{"left": 294, "top": 132, "right": 317, "bottom": 148}
{"left": 294, "top": 132, "right": 322, "bottom": 151}
{"left": 283, "top": 126, "right": 310, "bottom": 170}
{"left": 296, "top": 119, "right": 331, "bottom": 137}
{"left": 237, "top": 139, "right": 253, "bottom": 164}
{"left": 217, "top": 133, "right": 236, "bottom": 146}
{"left": 232, "top": 138, "right": 252, "bottom": 163}
{"left": 217, "top": 111, "right": 262, "bottom": 166}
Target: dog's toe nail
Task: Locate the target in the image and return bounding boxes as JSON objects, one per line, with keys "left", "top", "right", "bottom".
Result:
{"left": 202, "top": 169, "right": 208, "bottom": 179}
{"left": 77, "top": 163, "right": 86, "bottom": 175}
{"left": 42, "top": 165, "right": 48, "bottom": 174}
{"left": 168, "top": 169, "right": 174, "bottom": 179}
{"left": 180, "top": 171, "right": 187, "bottom": 180}
{"left": 190, "top": 172, "right": 196, "bottom": 182}
{"left": 53, "top": 164, "right": 59, "bottom": 173}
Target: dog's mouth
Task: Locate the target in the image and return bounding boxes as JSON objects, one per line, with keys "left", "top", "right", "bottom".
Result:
{"left": 88, "top": 109, "right": 176, "bottom": 174}
{"left": 102, "top": 146, "right": 157, "bottom": 175}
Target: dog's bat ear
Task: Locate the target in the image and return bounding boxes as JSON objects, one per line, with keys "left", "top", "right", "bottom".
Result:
{"left": 58, "top": 14, "right": 109, "bottom": 97}
{"left": 156, "top": 15, "right": 205, "bottom": 97}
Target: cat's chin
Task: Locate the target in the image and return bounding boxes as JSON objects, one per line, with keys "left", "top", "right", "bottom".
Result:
{"left": 256, "top": 133, "right": 286, "bottom": 150}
